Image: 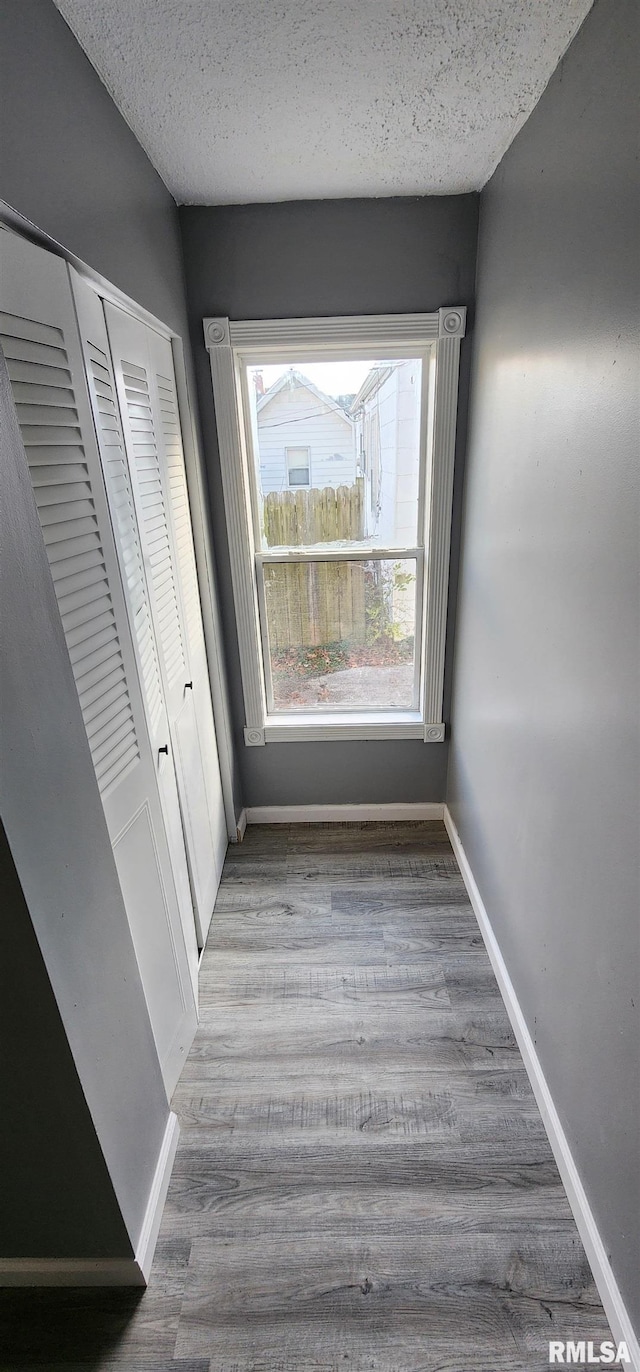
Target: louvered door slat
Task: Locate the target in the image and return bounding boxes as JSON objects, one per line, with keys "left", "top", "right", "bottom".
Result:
{"left": 27, "top": 444, "right": 87, "bottom": 465}
{"left": 0, "top": 311, "right": 63, "bottom": 347}
{"left": 35, "top": 479, "right": 93, "bottom": 504}
{"left": 6, "top": 358, "right": 73, "bottom": 387}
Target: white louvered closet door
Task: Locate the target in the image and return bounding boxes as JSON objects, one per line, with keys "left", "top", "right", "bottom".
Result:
{"left": 104, "top": 303, "right": 226, "bottom": 948}
{"left": 71, "top": 272, "right": 198, "bottom": 994}
{"left": 0, "top": 229, "right": 197, "bottom": 1097}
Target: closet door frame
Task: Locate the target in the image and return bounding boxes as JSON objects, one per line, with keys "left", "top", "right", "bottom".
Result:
{"left": 169, "top": 332, "right": 237, "bottom": 842}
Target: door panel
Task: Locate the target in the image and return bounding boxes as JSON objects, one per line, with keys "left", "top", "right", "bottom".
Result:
{"left": 112, "top": 802, "right": 186, "bottom": 1069}
{"left": 71, "top": 273, "right": 198, "bottom": 995}
{"left": 147, "top": 332, "right": 228, "bottom": 924}
{"left": 0, "top": 229, "right": 197, "bottom": 1097}
{"left": 104, "top": 303, "right": 227, "bottom": 947}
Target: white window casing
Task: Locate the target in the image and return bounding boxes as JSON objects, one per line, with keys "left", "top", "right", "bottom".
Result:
{"left": 204, "top": 309, "right": 466, "bottom": 745}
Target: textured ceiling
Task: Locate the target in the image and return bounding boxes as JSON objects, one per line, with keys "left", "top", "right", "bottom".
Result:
{"left": 54, "top": 0, "right": 593, "bottom": 205}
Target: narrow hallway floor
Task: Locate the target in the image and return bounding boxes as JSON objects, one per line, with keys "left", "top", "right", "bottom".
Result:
{"left": 0, "top": 822, "right": 612, "bottom": 1370}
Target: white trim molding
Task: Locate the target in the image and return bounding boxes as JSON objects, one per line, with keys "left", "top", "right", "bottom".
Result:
{"left": 171, "top": 335, "right": 237, "bottom": 842}
{"left": 245, "top": 802, "right": 444, "bottom": 824}
{"left": 226, "top": 313, "right": 446, "bottom": 351}
{"left": 244, "top": 726, "right": 265, "bottom": 746}
{"left": 0, "top": 1112, "right": 180, "bottom": 1289}
{"left": 206, "top": 323, "right": 267, "bottom": 733}
{"left": 264, "top": 713, "right": 425, "bottom": 743}
{"left": 204, "top": 311, "right": 466, "bottom": 746}
{"left": 134, "top": 1110, "right": 180, "bottom": 1284}
{"left": 443, "top": 806, "right": 640, "bottom": 1372}
{"left": 438, "top": 306, "right": 466, "bottom": 337}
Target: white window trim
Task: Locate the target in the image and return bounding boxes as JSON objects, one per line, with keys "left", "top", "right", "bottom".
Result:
{"left": 204, "top": 309, "right": 466, "bottom": 745}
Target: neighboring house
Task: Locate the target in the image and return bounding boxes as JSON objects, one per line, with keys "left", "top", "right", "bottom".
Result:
{"left": 256, "top": 368, "right": 356, "bottom": 492}
{"left": 352, "top": 360, "right": 421, "bottom": 545}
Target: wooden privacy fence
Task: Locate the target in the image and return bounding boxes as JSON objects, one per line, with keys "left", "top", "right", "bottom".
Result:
{"left": 263, "top": 482, "right": 368, "bottom": 650}
{"left": 263, "top": 482, "right": 364, "bottom": 547}
{"left": 264, "top": 561, "right": 367, "bottom": 650}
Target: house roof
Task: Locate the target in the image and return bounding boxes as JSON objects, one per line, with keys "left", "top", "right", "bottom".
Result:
{"left": 350, "top": 365, "right": 395, "bottom": 412}
{"left": 257, "top": 369, "right": 354, "bottom": 427}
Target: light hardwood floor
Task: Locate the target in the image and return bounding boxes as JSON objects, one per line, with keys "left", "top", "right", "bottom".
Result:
{"left": 0, "top": 822, "right": 612, "bottom": 1370}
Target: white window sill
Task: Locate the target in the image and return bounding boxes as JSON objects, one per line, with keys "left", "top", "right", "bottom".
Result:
{"left": 243, "top": 713, "right": 445, "bottom": 744}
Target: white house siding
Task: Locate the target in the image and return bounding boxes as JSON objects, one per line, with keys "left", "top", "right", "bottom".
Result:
{"left": 257, "top": 380, "right": 356, "bottom": 494}
{"left": 356, "top": 361, "right": 421, "bottom": 647}
{"left": 358, "top": 361, "right": 421, "bottom": 546}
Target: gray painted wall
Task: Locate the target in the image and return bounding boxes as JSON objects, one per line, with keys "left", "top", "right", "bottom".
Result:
{"left": 0, "top": 354, "right": 169, "bottom": 1258}
{"left": 0, "top": 0, "right": 186, "bottom": 338}
{"left": 448, "top": 0, "right": 639, "bottom": 1330}
{"left": 179, "top": 197, "right": 478, "bottom": 805}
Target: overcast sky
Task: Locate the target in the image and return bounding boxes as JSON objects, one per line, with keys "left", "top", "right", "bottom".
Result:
{"left": 249, "top": 361, "right": 377, "bottom": 397}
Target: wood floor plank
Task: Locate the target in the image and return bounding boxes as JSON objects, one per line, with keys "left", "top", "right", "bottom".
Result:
{"left": 182, "top": 1006, "right": 521, "bottom": 1077}
{"left": 198, "top": 964, "right": 451, "bottom": 1011}
{"left": 175, "top": 1230, "right": 609, "bottom": 1365}
{"left": 0, "top": 821, "right": 611, "bottom": 1369}
{"left": 162, "top": 1174, "right": 574, "bottom": 1238}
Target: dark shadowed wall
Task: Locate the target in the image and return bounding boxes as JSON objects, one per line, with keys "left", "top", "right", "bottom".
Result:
{"left": 0, "top": 821, "right": 132, "bottom": 1259}
{"left": 179, "top": 196, "right": 478, "bottom": 805}
{"left": 448, "top": 0, "right": 640, "bottom": 1329}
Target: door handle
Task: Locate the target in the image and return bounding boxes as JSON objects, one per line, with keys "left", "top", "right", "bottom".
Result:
{"left": 158, "top": 744, "right": 169, "bottom": 756}
{"left": 185, "top": 681, "right": 193, "bottom": 690}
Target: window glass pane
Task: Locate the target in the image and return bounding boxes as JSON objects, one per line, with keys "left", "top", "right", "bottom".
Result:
{"left": 263, "top": 558, "right": 417, "bottom": 711}
{"left": 246, "top": 359, "right": 422, "bottom": 549}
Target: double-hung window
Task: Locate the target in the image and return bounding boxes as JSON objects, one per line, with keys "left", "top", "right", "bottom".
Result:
{"left": 205, "top": 309, "right": 466, "bottom": 745}
{"left": 286, "top": 446, "right": 311, "bottom": 488}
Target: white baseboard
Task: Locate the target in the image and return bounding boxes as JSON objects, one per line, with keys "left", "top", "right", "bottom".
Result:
{"left": 443, "top": 805, "right": 640, "bottom": 1371}
{"left": 245, "top": 802, "right": 444, "bottom": 825}
{"left": 134, "top": 1109, "right": 180, "bottom": 1283}
{"left": 235, "top": 807, "right": 247, "bottom": 842}
{"left": 0, "top": 1112, "right": 180, "bottom": 1289}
